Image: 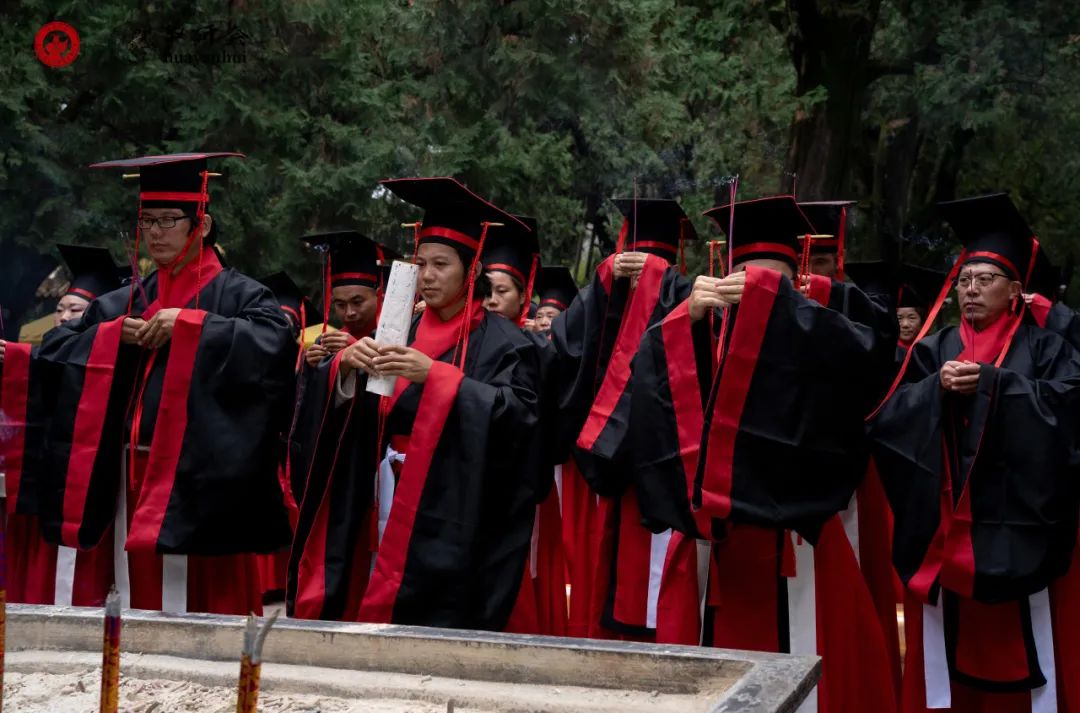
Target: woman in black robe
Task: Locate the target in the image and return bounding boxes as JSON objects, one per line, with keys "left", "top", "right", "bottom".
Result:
{"left": 291, "top": 176, "right": 543, "bottom": 631}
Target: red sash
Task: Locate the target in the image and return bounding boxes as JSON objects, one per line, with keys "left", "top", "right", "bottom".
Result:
{"left": 1, "top": 341, "right": 32, "bottom": 511}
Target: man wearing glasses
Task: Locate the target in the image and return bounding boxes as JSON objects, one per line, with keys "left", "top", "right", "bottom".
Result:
{"left": 870, "top": 193, "right": 1080, "bottom": 713}
{"left": 29, "top": 153, "right": 295, "bottom": 616}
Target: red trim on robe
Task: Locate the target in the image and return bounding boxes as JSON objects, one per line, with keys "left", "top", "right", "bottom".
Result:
{"left": 655, "top": 531, "right": 703, "bottom": 645}
{"left": 699, "top": 266, "right": 781, "bottom": 518}
{"left": 533, "top": 486, "right": 568, "bottom": 636}
{"left": 858, "top": 460, "right": 904, "bottom": 693}
{"left": 60, "top": 317, "right": 126, "bottom": 547}
{"left": 2, "top": 341, "right": 32, "bottom": 510}
{"left": 658, "top": 301, "right": 712, "bottom": 536}
{"left": 1029, "top": 293, "right": 1052, "bottom": 328}
{"left": 806, "top": 273, "right": 833, "bottom": 306}
{"left": 597, "top": 255, "right": 615, "bottom": 296}
{"left": 576, "top": 255, "right": 667, "bottom": 451}
{"left": 359, "top": 361, "right": 464, "bottom": 622}
{"left": 291, "top": 351, "right": 344, "bottom": 619}
{"left": 562, "top": 458, "right": 602, "bottom": 638}
{"left": 126, "top": 309, "right": 208, "bottom": 551}
{"left": 955, "top": 598, "right": 1033, "bottom": 683}
{"left": 710, "top": 526, "right": 783, "bottom": 651}
{"left": 611, "top": 487, "right": 652, "bottom": 627}
{"left": 814, "top": 516, "right": 899, "bottom": 713}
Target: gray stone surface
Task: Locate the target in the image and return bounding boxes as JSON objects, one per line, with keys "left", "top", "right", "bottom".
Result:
{"left": 7, "top": 604, "right": 819, "bottom": 712}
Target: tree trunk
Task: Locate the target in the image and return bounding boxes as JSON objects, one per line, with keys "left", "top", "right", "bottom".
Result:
{"left": 775, "top": 0, "right": 884, "bottom": 200}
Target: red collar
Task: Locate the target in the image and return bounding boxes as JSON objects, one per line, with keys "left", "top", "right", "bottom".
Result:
{"left": 957, "top": 311, "right": 1019, "bottom": 364}
{"left": 143, "top": 247, "right": 223, "bottom": 317}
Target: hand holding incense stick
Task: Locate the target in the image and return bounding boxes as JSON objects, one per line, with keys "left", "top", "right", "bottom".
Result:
{"left": 99, "top": 587, "right": 121, "bottom": 713}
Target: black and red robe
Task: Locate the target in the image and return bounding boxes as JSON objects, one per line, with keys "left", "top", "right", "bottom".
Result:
{"left": 2, "top": 339, "right": 114, "bottom": 606}
{"left": 870, "top": 318, "right": 1080, "bottom": 712}
{"left": 1028, "top": 293, "right": 1080, "bottom": 350}
{"left": 504, "top": 329, "right": 569, "bottom": 637}
{"left": 290, "top": 303, "right": 544, "bottom": 631}
{"left": 286, "top": 345, "right": 383, "bottom": 621}
{"left": 629, "top": 265, "right": 898, "bottom": 713}
{"left": 548, "top": 253, "right": 691, "bottom": 638}
{"left": 32, "top": 249, "right": 295, "bottom": 560}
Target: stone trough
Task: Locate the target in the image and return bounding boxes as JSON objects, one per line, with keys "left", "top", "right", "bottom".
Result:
{"left": 5, "top": 604, "right": 819, "bottom": 712}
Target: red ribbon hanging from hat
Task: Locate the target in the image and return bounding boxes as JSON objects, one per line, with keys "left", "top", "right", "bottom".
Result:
{"left": 452, "top": 222, "right": 493, "bottom": 370}
{"left": 518, "top": 253, "right": 539, "bottom": 328}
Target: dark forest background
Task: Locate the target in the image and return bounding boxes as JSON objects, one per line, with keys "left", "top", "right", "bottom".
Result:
{"left": 4, "top": 0, "right": 1080, "bottom": 335}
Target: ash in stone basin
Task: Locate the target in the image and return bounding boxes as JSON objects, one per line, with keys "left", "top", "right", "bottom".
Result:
{"left": 7, "top": 668, "right": 475, "bottom": 713}
{"left": 6, "top": 605, "right": 820, "bottom": 713}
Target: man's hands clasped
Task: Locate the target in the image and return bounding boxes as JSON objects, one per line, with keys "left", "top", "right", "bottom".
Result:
{"left": 122, "top": 308, "right": 182, "bottom": 349}
{"left": 688, "top": 272, "right": 746, "bottom": 322}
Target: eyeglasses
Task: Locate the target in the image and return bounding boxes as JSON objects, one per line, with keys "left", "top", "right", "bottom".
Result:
{"left": 137, "top": 215, "right": 191, "bottom": 230}
{"left": 956, "top": 272, "right": 1009, "bottom": 289}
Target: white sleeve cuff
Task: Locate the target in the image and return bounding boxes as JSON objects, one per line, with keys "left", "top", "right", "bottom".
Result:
{"left": 334, "top": 369, "right": 358, "bottom": 407}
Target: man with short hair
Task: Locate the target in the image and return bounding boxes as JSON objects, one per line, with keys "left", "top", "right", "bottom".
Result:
{"left": 32, "top": 152, "right": 294, "bottom": 615}
{"left": 871, "top": 194, "right": 1080, "bottom": 712}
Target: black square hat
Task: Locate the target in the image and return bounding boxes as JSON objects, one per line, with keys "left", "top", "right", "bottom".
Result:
{"left": 56, "top": 244, "right": 123, "bottom": 301}
{"left": 611, "top": 198, "right": 697, "bottom": 262}
{"left": 482, "top": 215, "right": 540, "bottom": 288}
{"left": 535, "top": 266, "right": 578, "bottom": 311}
{"left": 89, "top": 152, "right": 243, "bottom": 210}
{"left": 300, "top": 230, "right": 393, "bottom": 289}
{"left": 937, "top": 193, "right": 1042, "bottom": 283}
{"left": 259, "top": 271, "right": 317, "bottom": 325}
{"left": 797, "top": 200, "right": 856, "bottom": 255}
{"left": 703, "top": 195, "right": 815, "bottom": 271}
{"left": 379, "top": 176, "right": 528, "bottom": 257}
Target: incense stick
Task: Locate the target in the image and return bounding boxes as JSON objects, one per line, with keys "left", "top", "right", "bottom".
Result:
{"left": 119, "top": 232, "right": 149, "bottom": 308}
{"left": 99, "top": 587, "right": 121, "bottom": 713}
{"left": 237, "top": 610, "right": 279, "bottom": 713}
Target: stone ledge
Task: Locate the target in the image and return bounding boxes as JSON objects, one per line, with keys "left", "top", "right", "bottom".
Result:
{"left": 7, "top": 604, "right": 819, "bottom": 713}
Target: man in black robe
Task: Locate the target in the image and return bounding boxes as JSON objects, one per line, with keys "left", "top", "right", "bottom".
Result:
{"left": 286, "top": 230, "right": 391, "bottom": 621}
{"left": 31, "top": 152, "right": 294, "bottom": 615}
{"left": 549, "top": 197, "right": 696, "bottom": 639}
{"left": 870, "top": 193, "right": 1080, "bottom": 712}
{"left": 255, "top": 270, "right": 315, "bottom": 600}
{"left": 629, "top": 195, "right": 898, "bottom": 712}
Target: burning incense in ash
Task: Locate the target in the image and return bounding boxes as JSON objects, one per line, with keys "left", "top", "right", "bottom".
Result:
{"left": 99, "top": 587, "right": 121, "bottom": 713}
{"left": 236, "top": 610, "right": 278, "bottom": 713}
